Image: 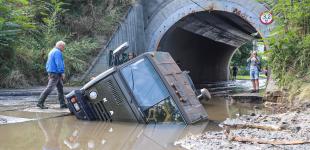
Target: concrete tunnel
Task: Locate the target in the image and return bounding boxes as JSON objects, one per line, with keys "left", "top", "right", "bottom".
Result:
{"left": 85, "top": 0, "right": 273, "bottom": 84}
{"left": 156, "top": 11, "right": 260, "bottom": 84}
{"left": 143, "top": 0, "right": 272, "bottom": 86}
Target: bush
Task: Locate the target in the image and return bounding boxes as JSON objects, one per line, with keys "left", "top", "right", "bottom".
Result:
{"left": 64, "top": 38, "right": 99, "bottom": 78}
{"left": 0, "top": 70, "right": 30, "bottom": 88}
{"left": 12, "top": 37, "right": 100, "bottom": 85}
{"left": 0, "top": 0, "right": 131, "bottom": 88}
{"left": 238, "top": 66, "right": 249, "bottom": 76}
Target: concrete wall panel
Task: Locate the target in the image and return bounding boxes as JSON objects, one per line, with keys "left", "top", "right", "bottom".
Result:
{"left": 83, "top": 3, "right": 145, "bottom": 80}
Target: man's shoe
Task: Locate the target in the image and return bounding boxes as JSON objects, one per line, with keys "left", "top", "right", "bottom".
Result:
{"left": 37, "top": 104, "right": 48, "bottom": 109}
{"left": 60, "top": 104, "right": 68, "bottom": 109}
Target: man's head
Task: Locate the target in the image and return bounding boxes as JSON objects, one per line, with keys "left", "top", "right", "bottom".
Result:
{"left": 128, "top": 52, "right": 134, "bottom": 60}
{"left": 55, "top": 41, "right": 66, "bottom": 51}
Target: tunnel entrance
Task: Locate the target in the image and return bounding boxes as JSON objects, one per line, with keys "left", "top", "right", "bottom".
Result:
{"left": 157, "top": 11, "right": 261, "bottom": 85}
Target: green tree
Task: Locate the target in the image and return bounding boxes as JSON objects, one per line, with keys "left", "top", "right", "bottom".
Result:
{"left": 0, "top": 0, "right": 131, "bottom": 87}
{"left": 263, "top": 0, "right": 310, "bottom": 86}
{"left": 231, "top": 42, "right": 253, "bottom": 67}
{"left": 0, "top": 0, "right": 33, "bottom": 81}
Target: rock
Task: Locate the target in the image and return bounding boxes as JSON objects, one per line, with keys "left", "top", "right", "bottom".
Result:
{"left": 292, "top": 126, "right": 301, "bottom": 133}
{"left": 176, "top": 107, "right": 310, "bottom": 150}
{"left": 263, "top": 95, "right": 278, "bottom": 102}
{"left": 273, "top": 91, "right": 283, "bottom": 97}
{"left": 0, "top": 118, "right": 7, "bottom": 124}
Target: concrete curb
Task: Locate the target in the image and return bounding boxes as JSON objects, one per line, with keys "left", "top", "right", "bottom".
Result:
{"left": 0, "top": 87, "right": 80, "bottom": 96}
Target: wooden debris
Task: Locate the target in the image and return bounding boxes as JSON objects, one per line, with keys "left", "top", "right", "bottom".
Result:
{"left": 230, "top": 136, "right": 310, "bottom": 145}
{"left": 223, "top": 123, "right": 282, "bottom": 131}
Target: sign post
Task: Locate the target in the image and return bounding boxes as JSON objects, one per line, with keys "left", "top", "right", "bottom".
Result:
{"left": 260, "top": 11, "right": 273, "bottom": 25}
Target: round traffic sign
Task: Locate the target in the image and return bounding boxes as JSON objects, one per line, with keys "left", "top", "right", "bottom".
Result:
{"left": 260, "top": 11, "right": 273, "bottom": 25}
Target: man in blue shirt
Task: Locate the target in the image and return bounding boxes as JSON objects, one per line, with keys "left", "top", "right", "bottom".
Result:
{"left": 37, "top": 41, "right": 67, "bottom": 109}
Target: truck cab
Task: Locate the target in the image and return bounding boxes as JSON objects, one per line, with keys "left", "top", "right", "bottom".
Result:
{"left": 66, "top": 52, "right": 208, "bottom": 125}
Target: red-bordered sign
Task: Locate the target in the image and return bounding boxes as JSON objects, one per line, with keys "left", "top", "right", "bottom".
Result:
{"left": 260, "top": 11, "right": 273, "bottom": 25}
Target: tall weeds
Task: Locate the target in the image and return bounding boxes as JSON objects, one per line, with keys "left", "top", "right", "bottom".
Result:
{"left": 265, "top": 0, "right": 310, "bottom": 87}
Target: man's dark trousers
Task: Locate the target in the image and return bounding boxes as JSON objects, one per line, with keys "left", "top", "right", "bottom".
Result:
{"left": 38, "top": 73, "right": 65, "bottom": 107}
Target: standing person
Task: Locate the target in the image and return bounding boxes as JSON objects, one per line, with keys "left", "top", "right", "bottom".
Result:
{"left": 232, "top": 64, "right": 238, "bottom": 81}
{"left": 247, "top": 51, "right": 260, "bottom": 93}
{"left": 37, "top": 41, "right": 67, "bottom": 109}
{"left": 120, "top": 52, "right": 135, "bottom": 64}
{"left": 128, "top": 52, "right": 135, "bottom": 60}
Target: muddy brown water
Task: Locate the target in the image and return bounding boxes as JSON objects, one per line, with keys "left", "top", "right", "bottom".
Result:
{"left": 0, "top": 97, "right": 271, "bottom": 150}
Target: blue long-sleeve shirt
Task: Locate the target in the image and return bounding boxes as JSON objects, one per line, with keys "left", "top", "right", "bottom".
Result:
{"left": 46, "top": 48, "right": 65, "bottom": 74}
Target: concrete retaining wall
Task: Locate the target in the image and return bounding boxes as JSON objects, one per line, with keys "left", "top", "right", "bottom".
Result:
{"left": 83, "top": 2, "right": 145, "bottom": 80}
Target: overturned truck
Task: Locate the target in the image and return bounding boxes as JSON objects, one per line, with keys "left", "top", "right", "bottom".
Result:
{"left": 66, "top": 51, "right": 208, "bottom": 125}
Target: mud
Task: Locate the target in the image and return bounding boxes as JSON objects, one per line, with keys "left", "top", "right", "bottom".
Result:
{"left": 0, "top": 96, "right": 270, "bottom": 150}
{"left": 0, "top": 116, "right": 201, "bottom": 150}
{"left": 175, "top": 131, "right": 310, "bottom": 150}
{"left": 0, "top": 95, "right": 70, "bottom": 125}
{"left": 175, "top": 108, "right": 310, "bottom": 149}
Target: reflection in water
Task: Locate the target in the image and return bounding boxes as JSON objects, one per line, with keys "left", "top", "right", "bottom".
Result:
{"left": 61, "top": 121, "right": 191, "bottom": 150}
{"left": 0, "top": 116, "right": 209, "bottom": 150}
{"left": 0, "top": 97, "right": 271, "bottom": 150}
{"left": 63, "top": 129, "right": 80, "bottom": 149}
{"left": 37, "top": 113, "right": 63, "bottom": 150}
{"left": 204, "top": 96, "right": 269, "bottom": 121}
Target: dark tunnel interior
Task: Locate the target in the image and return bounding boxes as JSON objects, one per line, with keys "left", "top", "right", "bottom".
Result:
{"left": 157, "top": 11, "right": 259, "bottom": 85}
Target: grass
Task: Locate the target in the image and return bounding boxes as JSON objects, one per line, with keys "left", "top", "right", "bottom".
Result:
{"left": 236, "top": 75, "right": 267, "bottom": 80}
{"left": 296, "top": 83, "right": 310, "bottom": 102}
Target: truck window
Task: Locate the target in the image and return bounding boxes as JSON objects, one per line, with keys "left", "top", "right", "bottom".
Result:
{"left": 120, "top": 58, "right": 184, "bottom": 123}
{"left": 121, "top": 58, "right": 169, "bottom": 109}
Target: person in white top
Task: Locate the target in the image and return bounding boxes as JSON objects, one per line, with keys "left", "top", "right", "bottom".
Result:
{"left": 247, "top": 51, "right": 260, "bottom": 93}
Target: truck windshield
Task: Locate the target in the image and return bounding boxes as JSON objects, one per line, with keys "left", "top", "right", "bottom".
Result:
{"left": 121, "top": 57, "right": 185, "bottom": 123}
{"left": 121, "top": 58, "right": 169, "bottom": 110}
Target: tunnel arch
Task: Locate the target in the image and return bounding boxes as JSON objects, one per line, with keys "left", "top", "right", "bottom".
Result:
{"left": 144, "top": 0, "right": 273, "bottom": 84}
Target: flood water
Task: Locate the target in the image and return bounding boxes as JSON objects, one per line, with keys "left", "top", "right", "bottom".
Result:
{"left": 0, "top": 96, "right": 270, "bottom": 150}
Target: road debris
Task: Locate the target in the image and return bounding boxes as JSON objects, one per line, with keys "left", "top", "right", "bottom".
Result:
{"left": 175, "top": 108, "right": 310, "bottom": 149}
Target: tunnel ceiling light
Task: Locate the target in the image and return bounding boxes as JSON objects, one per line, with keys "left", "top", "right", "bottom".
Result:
{"left": 251, "top": 32, "right": 260, "bottom": 39}
{"left": 251, "top": 32, "right": 258, "bottom": 36}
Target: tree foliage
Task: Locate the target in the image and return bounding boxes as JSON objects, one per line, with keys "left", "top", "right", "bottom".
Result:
{"left": 263, "top": 0, "right": 310, "bottom": 87}
{"left": 231, "top": 42, "right": 253, "bottom": 67}
{"left": 0, "top": 0, "right": 132, "bottom": 87}
{"left": 0, "top": 0, "right": 33, "bottom": 81}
